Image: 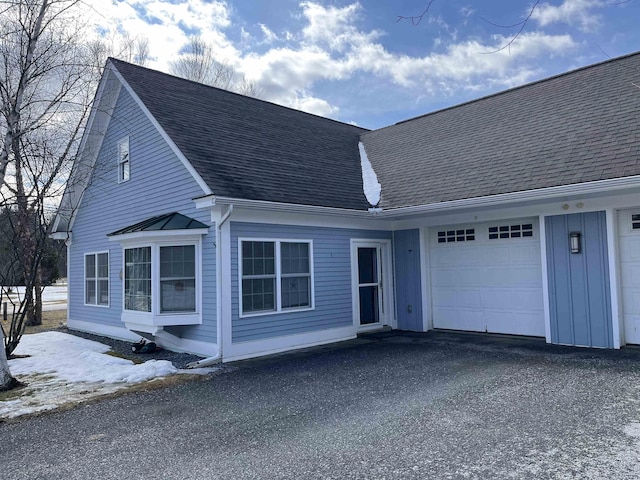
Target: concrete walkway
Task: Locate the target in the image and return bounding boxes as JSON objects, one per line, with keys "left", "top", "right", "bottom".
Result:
{"left": 3, "top": 331, "right": 640, "bottom": 479}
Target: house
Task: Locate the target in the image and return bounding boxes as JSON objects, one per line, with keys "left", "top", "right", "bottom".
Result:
{"left": 53, "top": 52, "right": 640, "bottom": 361}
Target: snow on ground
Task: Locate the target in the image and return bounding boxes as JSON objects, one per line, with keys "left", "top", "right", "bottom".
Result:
{"left": 1, "top": 332, "right": 211, "bottom": 420}
{"left": 2, "top": 285, "right": 67, "bottom": 311}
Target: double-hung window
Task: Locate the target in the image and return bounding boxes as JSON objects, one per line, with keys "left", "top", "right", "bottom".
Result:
{"left": 124, "top": 246, "right": 151, "bottom": 312}
{"left": 240, "top": 239, "right": 313, "bottom": 316}
{"left": 85, "top": 252, "right": 109, "bottom": 306}
{"left": 160, "top": 245, "right": 196, "bottom": 313}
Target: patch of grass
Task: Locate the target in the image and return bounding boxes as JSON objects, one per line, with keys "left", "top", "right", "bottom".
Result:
{"left": 105, "top": 351, "right": 143, "bottom": 364}
{"left": 0, "top": 383, "right": 28, "bottom": 401}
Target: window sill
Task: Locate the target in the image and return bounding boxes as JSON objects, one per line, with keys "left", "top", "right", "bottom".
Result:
{"left": 84, "top": 303, "right": 110, "bottom": 308}
{"left": 239, "top": 306, "right": 314, "bottom": 319}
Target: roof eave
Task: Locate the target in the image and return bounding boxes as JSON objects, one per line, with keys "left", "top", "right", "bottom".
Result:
{"left": 194, "top": 195, "right": 372, "bottom": 217}
{"left": 376, "top": 175, "right": 640, "bottom": 218}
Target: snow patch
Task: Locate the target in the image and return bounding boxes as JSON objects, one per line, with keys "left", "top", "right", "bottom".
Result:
{"left": 359, "top": 142, "right": 381, "bottom": 207}
{"left": 2, "top": 332, "right": 212, "bottom": 419}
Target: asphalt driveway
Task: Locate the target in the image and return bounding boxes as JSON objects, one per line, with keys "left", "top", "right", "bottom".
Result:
{"left": 3, "top": 331, "right": 640, "bottom": 479}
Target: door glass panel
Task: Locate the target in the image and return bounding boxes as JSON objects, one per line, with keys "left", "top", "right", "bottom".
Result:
{"left": 358, "top": 247, "right": 378, "bottom": 285}
{"left": 359, "top": 285, "right": 379, "bottom": 325}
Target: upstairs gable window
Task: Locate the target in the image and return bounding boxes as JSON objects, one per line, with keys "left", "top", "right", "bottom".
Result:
{"left": 118, "top": 137, "right": 130, "bottom": 183}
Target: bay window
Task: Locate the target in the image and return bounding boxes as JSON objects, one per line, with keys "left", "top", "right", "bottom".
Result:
{"left": 120, "top": 239, "right": 201, "bottom": 327}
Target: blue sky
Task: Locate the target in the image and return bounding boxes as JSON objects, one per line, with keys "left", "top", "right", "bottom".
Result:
{"left": 87, "top": 0, "right": 640, "bottom": 129}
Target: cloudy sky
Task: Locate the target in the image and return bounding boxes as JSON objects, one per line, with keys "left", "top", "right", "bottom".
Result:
{"left": 83, "top": 0, "right": 640, "bottom": 129}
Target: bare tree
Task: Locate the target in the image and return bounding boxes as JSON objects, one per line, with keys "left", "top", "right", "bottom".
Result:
{"left": 397, "top": 1, "right": 541, "bottom": 52}
{"left": 89, "top": 31, "right": 151, "bottom": 71}
{"left": 170, "top": 35, "right": 262, "bottom": 98}
{"left": 0, "top": 0, "right": 101, "bottom": 389}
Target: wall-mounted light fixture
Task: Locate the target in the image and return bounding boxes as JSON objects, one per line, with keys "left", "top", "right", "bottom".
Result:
{"left": 570, "top": 232, "right": 581, "bottom": 254}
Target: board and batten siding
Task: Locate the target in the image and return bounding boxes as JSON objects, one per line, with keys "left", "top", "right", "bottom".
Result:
{"left": 393, "top": 229, "right": 423, "bottom": 331}
{"left": 231, "top": 222, "right": 391, "bottom": 343}
{"left": 68, "top": 87, "right": 216, "bottom": 344}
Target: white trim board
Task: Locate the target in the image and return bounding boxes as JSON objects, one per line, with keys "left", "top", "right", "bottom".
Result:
{"left": 223, "top": 326, "right": 356, "bottom": 362}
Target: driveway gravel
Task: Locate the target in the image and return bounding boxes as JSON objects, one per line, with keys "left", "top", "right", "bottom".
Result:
{"left": 3, "top": 331, "right": 640, "bottom": 479}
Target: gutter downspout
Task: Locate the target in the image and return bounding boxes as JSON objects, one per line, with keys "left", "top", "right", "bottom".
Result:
{"left": 186, "top": 204, "right": 233, "bottom": 369}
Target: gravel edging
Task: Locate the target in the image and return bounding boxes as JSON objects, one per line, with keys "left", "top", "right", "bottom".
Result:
{"left": 58, "top": 327, "right": 206, "bottom": 369}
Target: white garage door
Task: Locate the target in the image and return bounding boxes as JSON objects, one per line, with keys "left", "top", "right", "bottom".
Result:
{"left": 429, "top": 218, "right": 545, "bottom": 337}
{"left": 617, "top": 209, "right": 640, "bottom": 345}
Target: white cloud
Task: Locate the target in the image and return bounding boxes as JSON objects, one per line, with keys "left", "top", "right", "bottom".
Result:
{"left": 80, "top": 1, "right": 583, "bottom": 120}
{"left": 259, "top": 23, "right": 279, "bottom": 44}
{"left": 83, "top": 0, "right": 238, "bottom": 69}
{"left": 532, "top": 0, "right": 603, "bottom": 31}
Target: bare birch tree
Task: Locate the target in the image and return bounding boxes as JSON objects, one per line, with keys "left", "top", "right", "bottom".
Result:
{"left": 170, "top": 35, "right": 262, "bottom": 98}
{"left": 0, "top": 0, "right": 102, "bottom": 389}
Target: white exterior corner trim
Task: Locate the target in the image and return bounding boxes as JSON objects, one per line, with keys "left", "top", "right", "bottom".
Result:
{"left": 539, "top": 215, "right": 552, "bottom": 343}
{"left": 419, "top": 227, "right": 431, "bottom": 332}
{"left": 109, "top": 61, "right": 212, "bottom": 197}
{"left": 605, "top": 208, "right": 622, "bottom": 349}
{"left": 223, "top": 326, "right": 356, "bottom": 362}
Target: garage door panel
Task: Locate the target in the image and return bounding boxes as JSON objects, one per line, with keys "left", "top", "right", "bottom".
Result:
{"left": 431, "top": 247, "right": 482, "bottom": 267}
{"left": 623, "top": 315, "right": 640, "bottom": 342}
{"left": 430, "top": 218, "right": 544, "bottom": 337}
{"left": 484, "top": 311, "right": 546, "bottom": 336}
{"left": 619, "top": 236, "right": 640, "bottom": 260}
{"left": 621, "top": 264, "right": 640, "bottom": 286}
{"left": 480, "top": 289, "right": 543, "bottom": 311}
{"left": 433, "top": 307, "right": 483, "bottom": 332}
{"left": 509, "top": 245, "right": 540, "bottom": 264}
{"left": 617, "top": 210, "right": 640, "bottom": 345}
{"left": 622, "top": 288, "right": 640, "bottom": 314}
{"left": 479, "top": 247, "right": 512, "bottom": 265}
{"left": 432, "top": 287, "right": 482, "bottom": 308}
{"left": 510, "top": 267, "right": 544, "bottom": 287}
{"left": 431, "top": 268, "right": 484, "bottom": 287}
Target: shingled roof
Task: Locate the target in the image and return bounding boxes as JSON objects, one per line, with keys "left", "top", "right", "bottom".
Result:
{"left": 361, "top": 52, "right": 640, "bottom": 210}
{"left": 110, "top": 58, "right": 370, "bottom": 211}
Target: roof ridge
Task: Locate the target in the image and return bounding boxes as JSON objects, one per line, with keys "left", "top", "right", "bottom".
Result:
{"left": 365, "top": 50, "right": 640, "bottom": 133}
{"left": 107, "top": 57, "right": 370, "bottom": 132}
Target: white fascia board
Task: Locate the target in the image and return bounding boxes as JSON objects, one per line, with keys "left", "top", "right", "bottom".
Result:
{"left": 378, "top": 176, "right": 640, "bottom": 219}
{"left": 110, "top": 64, "right": 212, "bottom": 197}
{"left": 195, "top": 195, "right": 371, "bottom": 217}
{"left": 108, "top": 229, "right": 209, "bottom": 243}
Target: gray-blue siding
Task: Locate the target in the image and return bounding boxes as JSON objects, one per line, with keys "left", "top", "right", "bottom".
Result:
{"left": 230, "top": 222, "right": 391, "bottom": 343}
{"left": 393, "top": 229, "right": 423, "bottom": 331}
{"left": 69, "top": 88, "right": 217, "bottom": 343}
{"left": 546, "top": 212, "right": 612, "bottom": 348}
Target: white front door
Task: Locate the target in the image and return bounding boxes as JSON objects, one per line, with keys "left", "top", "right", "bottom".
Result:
{"left": 352, "top": 240, "right": 392, "bottom": 330}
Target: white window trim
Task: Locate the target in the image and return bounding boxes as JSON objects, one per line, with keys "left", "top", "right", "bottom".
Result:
{"left": 117, "top": 136, "right": 130, "bottom": 183}
{"left": 238, "top": 237, "right": 315, "bottom": 318}
{"left": 628, "top": 211, "right": 640, "bottom": 234}
{"left": 84, "top": 251, "right": 110, "bottom": 308}
{"left": 117, "top": 234, "right": 203, "bottom": 326}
